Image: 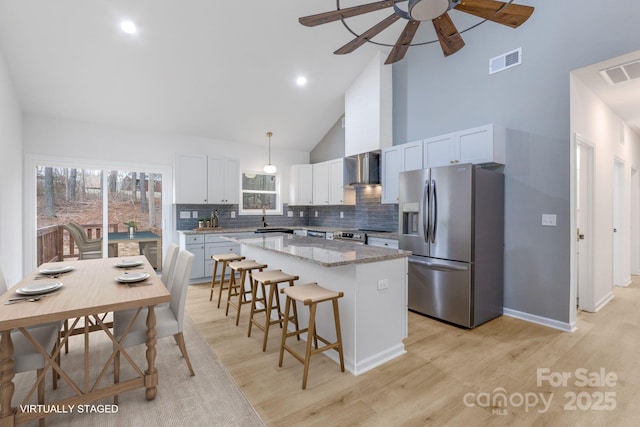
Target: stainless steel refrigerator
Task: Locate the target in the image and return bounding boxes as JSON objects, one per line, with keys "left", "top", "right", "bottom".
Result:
{"left": 398, "top": 164, "right": 504, "bottom": 328}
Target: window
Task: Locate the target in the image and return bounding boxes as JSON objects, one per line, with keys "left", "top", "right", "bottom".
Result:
{"left": 240, "top": 171, "right": 281, "bottom": 215}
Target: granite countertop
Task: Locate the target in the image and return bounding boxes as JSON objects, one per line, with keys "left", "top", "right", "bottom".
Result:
{"left": 224, "top": 233, "right": 410, "bottom": 267}
{"left": 178, "top": 226, "right": 397, "bottom": 238}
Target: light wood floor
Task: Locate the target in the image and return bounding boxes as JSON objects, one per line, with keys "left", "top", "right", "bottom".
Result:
{"left": 186, "top": 277, "right": 640, "bottom": 426}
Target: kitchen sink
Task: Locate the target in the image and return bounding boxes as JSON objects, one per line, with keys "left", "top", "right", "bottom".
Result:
{"left": 254, "top": 228, "right": 293, "bottom": 234}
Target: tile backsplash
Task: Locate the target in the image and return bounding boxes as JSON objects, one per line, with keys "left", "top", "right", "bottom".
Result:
{"left": 175, "top": 186, "right": 398, "bottom": 232}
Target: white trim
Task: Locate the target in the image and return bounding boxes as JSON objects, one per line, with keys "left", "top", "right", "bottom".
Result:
{"left": 24, "top": 153, "right": 173, "bottom": 274}
{"left": 594, "top": 291, "right": 615, "bottom": 312}
{"left": 238, "top": 170, "right": 282, "bottom": 215}
{"left": 571, "top": 134, "right": 596, "bottom": 316}
{"left": 503, "top": 308, "right": 576, "bottom": 333}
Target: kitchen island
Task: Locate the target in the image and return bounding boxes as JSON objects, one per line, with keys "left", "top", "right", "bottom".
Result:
{"left": 225, "top": 233, "right": 411, "bottom": 376}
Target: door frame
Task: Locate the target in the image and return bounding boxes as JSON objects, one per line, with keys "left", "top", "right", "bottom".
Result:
{"left": 612, "top": 157, "right": 626, "bottom": 287}
{"left": 571, "top": 133, "right": 595, "bottom": 317}
{"left": 631, "top": 168, "right": 640, "bottom": 275}
{"left": 23, "top": 153, "right": 173, "bottom": 274}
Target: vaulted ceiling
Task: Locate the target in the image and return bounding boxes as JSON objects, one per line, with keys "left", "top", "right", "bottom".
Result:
{"left": 0, "top": 1, "right": 637, "bottom": 151}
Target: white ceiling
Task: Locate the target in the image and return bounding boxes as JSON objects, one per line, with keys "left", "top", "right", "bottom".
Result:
{"left": 0, "top": 1, "right": 637, "bottom": 151}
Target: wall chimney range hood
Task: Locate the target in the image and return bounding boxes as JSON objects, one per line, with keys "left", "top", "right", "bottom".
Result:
{"left": 344, "top": 151, "right": 380, "bottom": 186}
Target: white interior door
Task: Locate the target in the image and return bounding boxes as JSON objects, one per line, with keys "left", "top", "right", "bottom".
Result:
{"left": 613, "top": 159, "right": 624, "bottom": 287}
{"left": 576, "top": 142, "right": 594, "bottom": 311}
{"left": 631, "top": 168, "right": 640, "bottom": 275}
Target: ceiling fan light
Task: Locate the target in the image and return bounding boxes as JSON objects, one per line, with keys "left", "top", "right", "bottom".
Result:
{"left": 409, "top": 0, "right": 450, "bottom": 21}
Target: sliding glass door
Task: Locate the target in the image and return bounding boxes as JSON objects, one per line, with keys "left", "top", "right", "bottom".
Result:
{"left": 35, "top": 165, "right": 163, "bottom": 268}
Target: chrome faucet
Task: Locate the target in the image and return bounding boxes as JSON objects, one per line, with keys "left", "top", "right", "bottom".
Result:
{"left": 261, "top": 207, "right": 269, "bottom": 228}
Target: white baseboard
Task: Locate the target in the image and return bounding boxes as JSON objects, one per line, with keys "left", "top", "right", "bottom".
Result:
{"left": 594, "top": 291, "right": 614, "bottom": 312}
{"left": 503, "top": 308, "right": 575, "bottom": 333}
{"left": 615, "top": 277, "right": 632, "bottom": 287}
{"left": 324, "top": 343, "right": 407, "bottom": 376}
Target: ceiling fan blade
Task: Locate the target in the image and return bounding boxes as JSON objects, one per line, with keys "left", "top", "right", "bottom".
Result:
{"left": 454, "top": 0, "right": 534, "bottom": 28}
{"left": 432, "top": 12, "right": 465, "bottom": 57}
{"left": 334, "top": 14, "right": 401, "bottom": 55}
{"left": 299, "top": 0, "right": 396, "bottom": 27}
{"left": 385, "top": 20, "right": 421, "bottom": 65}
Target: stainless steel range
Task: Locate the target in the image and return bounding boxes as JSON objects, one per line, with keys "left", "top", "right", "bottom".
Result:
{"left": 333, "top": 230, "right": 366, "bottom": 244}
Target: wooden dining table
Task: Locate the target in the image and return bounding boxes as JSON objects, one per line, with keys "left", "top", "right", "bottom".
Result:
{"left": 0, "top": 255, "right": 170, "bottom": 426}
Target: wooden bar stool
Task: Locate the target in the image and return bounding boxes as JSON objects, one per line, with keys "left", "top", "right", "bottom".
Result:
{"left": 226, "top": 260, "right": 267, "bottom": 326}
{"left": 279, "top": 283, "right": 345, "bottom": 389}
{"left": 209, "top": 252, "right": 245, "bottom": 307}
{"left": 248, "top": 270, "right": 300, "bottom": 351}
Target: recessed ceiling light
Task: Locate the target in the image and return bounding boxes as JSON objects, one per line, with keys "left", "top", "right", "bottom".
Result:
{"left": 296, "top": 76, "right": 307, "bottom": 86}
{"left": 120, "top": 20, "right": 137, "bottom": 35}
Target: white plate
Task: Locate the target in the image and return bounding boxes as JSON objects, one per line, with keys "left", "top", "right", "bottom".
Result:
{"left": 115, "top": 259, "right": 143, "bottom": 268}
{"left": 115, "top": 272, "right": 150, "bottom": 283}
{"left": 16, "top": 281, "right": 63, "bottom": 295}
{"left": 39, "top": 265, "right": 74, "bottom": 275}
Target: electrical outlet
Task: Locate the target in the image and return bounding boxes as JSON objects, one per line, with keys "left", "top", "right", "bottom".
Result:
{"left": 192, "top": 211, "right": 198, "bottom": 218}
{"left": 377, "top": 279, "right": 389, "bottom": 291}
{"left": 541, "top": 214, "right": 557, "bottom": 227}
{"left": 299, "top": 211, "right": 304, "bottom": 217}
{"left": 340, "top": 211, "right": 344, "bottom": 219}
{"left": 287, "top": 211, "right": 293, "bottom": 217}
{"left": 315, "top": 211, "right": 318, "bottom": 218}
{"left": 231, "top": 211, "right": 236, "bottom": 219}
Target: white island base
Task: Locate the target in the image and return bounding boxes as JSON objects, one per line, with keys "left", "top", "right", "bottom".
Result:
{"left": 241, "top": 244, "right": 408, "bottom": 376}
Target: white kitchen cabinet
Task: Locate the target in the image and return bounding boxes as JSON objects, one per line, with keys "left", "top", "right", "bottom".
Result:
{"left": 367, "top": 236, "right": 398, "bottom": 249}
{"left": 328, "top": 158, "right": 354, "bottom": 205}
{"left": 204, "top": 234, "right": 242, "bottom": 278}
{"left": 174, "top": 154, "right": 239, "bottom": 204}
{"left": 174, "top": 154, "right": 208, "bottom": 204}
{"left": 381, "top": 146, "right": 402, "bottom": 204}
{"left": 423, "top": 124, "right": 505, "bottom": 168}
{"left": 289, "top": 164, "right": 313, "bottom": 206}
{"left": 381, "top": 141, "right": 423, "bottom": 204}
{"left": 180, "top": 234, "right": 206, "bottom": 279}
{"left": 312, "top": 162, "right": 329, "bottom": 205}
{"left": 179, "top": 233, "right": 241, "bottom": 280}
{"left": 207, "top": 157, "right": 239, "bottom": 204}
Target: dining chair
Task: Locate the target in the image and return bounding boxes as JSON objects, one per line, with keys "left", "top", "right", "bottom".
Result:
{"left": 61, "top": 223, "right": 102, "bottom": 260}
{"left": 160, "top": 243, "right": 179, "bottom": 291}
{"left": 0, "top": 268, "right": 62, "bottom": 427}
{"left": 113, "top": 249, "right": 196, "bottom": 399}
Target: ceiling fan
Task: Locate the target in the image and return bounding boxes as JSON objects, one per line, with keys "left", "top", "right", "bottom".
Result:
{"left": 299, "top": 0, "right": 534, "bottom": 64}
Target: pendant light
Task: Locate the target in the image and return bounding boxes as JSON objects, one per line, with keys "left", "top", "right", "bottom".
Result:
{"left": 263, "top": 131, "right": 277, "bottom": 174}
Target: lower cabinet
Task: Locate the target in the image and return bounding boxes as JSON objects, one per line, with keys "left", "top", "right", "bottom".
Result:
{"left": 367, "top": 237, "right": 399, "bottom": 249}
{"left": 179, "top": 233, "right": 241, "bottom": 280}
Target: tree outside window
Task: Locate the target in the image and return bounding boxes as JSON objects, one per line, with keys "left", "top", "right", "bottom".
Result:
{"left": 240, "top": 172, "right": 281, "bottom": 214}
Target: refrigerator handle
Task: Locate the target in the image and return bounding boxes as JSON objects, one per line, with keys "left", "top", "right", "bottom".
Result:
{"left": 423, "top": 179, "right": 430, "bottom": 244}
{"left": 408, "top": 257, "right": 468, "bottom": 272}
{"left": 430, "top": 179, "right": 437, "bottom": 243}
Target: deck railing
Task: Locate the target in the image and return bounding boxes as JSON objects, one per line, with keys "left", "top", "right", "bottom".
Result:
{"left": 36, "top": 223, "right": 119, "bottom": 266}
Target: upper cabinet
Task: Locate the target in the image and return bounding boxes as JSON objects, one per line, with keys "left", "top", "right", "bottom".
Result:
{"left": 290, "top": 164, "right": 313, "bottom": 206}
{"left": 312, "top": 162, "right": 329, "bottom": 205}
{"left": 423, "top": 124, "right": 505, "bottom": 168}
{"left": 291, "top": 159, "right": 354, "bottom": 206}
{"left": 328, "top": 158, "right": 354, "bottom": 205}
{"left": 207, "top": 157, "right": 239, "bottom": 204}
{"left": 174, "top": 154, "right": 239, "bottom": 204}
{"left": 381, "top": 141, "right": 423, "bottom": 204}
{"left": 174, "top": 154, "right": 208, "bottom": 204}
{"left": 381, "top": 124, "right": 506, "bottom": 204}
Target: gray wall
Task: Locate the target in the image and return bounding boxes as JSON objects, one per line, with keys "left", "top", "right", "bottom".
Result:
{"left": 393, "top": 0, "right": 640, "bottom": 324}
{"left": 310, "top": 115, "right": 345, "bottom": 163}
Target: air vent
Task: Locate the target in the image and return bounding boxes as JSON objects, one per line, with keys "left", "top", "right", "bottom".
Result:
{"left": 489, "top": 48, "right": 522, "bottom": 75}
{"left": 599, "top": 60, "right": 640, "bottom": 85}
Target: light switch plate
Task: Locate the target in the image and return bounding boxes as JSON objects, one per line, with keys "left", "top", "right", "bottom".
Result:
{"left": 299, "top": 211, "right": 304, "bottom": 217}
{"left": 179, "top": 211, "right": 191, "bottom": 219}
{"left": 340, "top": 212, "right": 344, "bottom": 218}
{"left": 230, "top": 211, "right": 236, "bottom": 218}
{"left": 315, "top": 211, "right": 318, "bottom": 218}
{"left": 287, "top": 211, "right": 293, "bottom": 217}
{"left": 541, "top": 214, "right": 557, "bottom": 226}
{"left": 192, "top": 211, "right": 198, "bottom": 218}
